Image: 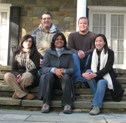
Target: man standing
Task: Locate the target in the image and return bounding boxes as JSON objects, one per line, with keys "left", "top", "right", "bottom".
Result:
{"left": 32, "top": 12, "right": 60, "bottom": 56}
{"left": 68, "top": 17, "right": 96, "bottom": 87}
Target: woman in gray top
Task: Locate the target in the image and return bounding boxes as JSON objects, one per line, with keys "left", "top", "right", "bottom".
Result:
{"left": 38, "top": 33, "right": 74, "bottom": 114}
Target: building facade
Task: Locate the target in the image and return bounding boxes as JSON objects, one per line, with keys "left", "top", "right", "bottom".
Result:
{"left": 0, "top": 0, "right": 126, "bottom": 69}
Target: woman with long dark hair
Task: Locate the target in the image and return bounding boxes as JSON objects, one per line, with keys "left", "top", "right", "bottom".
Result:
{"left": 82, "top": 34, "right": 124, "bottom": 115}
{"left": 38, "top": 32, "right": 74, "bottom": 114}
{"left": 4, "top": 34, "right": 41, "bottom": 100}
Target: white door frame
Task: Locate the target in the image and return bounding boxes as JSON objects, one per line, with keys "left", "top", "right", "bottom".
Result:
{"left": 0, "top": 3, "right": 11, "bottom": 65}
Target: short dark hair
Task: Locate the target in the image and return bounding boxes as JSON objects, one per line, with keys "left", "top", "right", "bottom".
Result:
{"left": 42, "top": 11, "right": 52, "bottom": 19}
{"left": 78, "top": 17, "right": 89, "bottom": 25}
{"left": 51, "top": 33, "right": 68, "bottom": 50}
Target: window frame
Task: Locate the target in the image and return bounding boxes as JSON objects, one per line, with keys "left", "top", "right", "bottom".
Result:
{"left": 0, "top": 3, "right": 11, "bottom": 65}
{"left": 88, "top": 6, "right": 126, "bottom": 69}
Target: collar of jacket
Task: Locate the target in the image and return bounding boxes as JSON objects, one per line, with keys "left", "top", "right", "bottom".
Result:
{"left": 46, "top": 48, "right": 73, "bottom": 56}
{"left": 39, "top": 23, "right": 59, "bottom": 33}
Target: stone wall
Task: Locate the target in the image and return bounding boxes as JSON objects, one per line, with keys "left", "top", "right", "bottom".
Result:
{"left": 88, "top": 0, "right": 126, "bottom": 6}
{"left": 1, "top": 0, "right": 126, "bottom": 39}
{"left": 1, "top": 0, "right": 77, "bottom": 39}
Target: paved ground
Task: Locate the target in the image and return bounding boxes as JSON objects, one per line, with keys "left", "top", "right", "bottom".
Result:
{"left": 0, "top": 109, "right": 126, "bottom": 123}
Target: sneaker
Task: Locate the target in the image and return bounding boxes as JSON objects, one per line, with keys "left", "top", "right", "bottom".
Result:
{"left": 41, "top": 103, "right": 50, "bottom": 113}
{"left": 63, "top": 105, "right": 72, "bottom": 114}
{"left": 89, "top": 106, "right": 100, "bottom": 115}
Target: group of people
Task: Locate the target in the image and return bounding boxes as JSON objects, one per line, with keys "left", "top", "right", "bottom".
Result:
{"left": 4, "top": 12, "right": 124, "bottom": 115}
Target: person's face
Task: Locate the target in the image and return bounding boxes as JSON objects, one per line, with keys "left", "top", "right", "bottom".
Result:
{"left": 95, "top": 36, "right": 105, "bottom": 51}
{"left": 23, "top": 38, "right": 32, "bottom": 49}
{"left": 54, "top": 35, "right": 64, "bottom": 48}
{"left": 41, "top": 14, "right": 52, "bottom": 28}
{"left": 78, "top": 18, "right": 89, "bottom": 33}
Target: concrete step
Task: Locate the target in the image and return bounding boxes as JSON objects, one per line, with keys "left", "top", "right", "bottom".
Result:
{"left": 0, "top": 97, "right": 126, "bottom": 113}
{"left": 0, "top": 82, "right": 126, "bottom": 101}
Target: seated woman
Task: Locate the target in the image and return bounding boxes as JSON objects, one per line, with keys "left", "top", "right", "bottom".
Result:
{"left": 82, "top": 34, "right": 124, "bottom": 115}
{"left": 38, "top": 32, "right": 74, "bottom": 114}
{"left": 4, "top": 34, "right": 41, "bottom": 100}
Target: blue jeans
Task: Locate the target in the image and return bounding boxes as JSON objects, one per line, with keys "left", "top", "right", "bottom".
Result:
{"left": 72, "top": 54, "right": 87, "bottom": 83}
{"left": 86, "top": 70, "right": 107, "bottom": 108}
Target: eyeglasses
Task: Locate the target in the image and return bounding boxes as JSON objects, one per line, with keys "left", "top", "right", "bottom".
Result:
{"left": 24, "top": 39, "right": 32, "bottom": 43}
{"left": 42, "top": 17, "right": 51, "bottom": 20}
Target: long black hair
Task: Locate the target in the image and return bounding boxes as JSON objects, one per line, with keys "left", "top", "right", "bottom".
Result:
{"left": 51, "top": 32, "right": 69, "bottom": 50}
{"left": 94, "top": 34, "right": 109, "bottom": 54}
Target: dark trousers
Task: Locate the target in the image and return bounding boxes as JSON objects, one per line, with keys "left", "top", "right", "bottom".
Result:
{"left": 42, "top": 72, "right": 73, "bottom": 106}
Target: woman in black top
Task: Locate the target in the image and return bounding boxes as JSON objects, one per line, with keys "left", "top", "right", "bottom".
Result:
{"left": 82, "top": 34, "right": 124, "bottom": 115}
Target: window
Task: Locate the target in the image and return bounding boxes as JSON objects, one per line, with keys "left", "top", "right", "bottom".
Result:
{"left": 93, "top": 14, "right": 106, "bottom": 34}
{"left": 88, "top": 6, "right": 126, "bottom": 69}
{"left": 111, "top": 15, "right": 124, "bottom": 64}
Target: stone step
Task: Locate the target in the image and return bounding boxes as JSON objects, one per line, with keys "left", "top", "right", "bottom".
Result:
{"left": 1, "top": 73, "right": 126, "bottom": 82}
{"left": 0, "top": 82, "right": 126, "bottom": 94}
{"left": 0, "top": 76, "right": 126, "bottom": 88}
{"left": 0, "top": 66, "right": 126, "bottom": 73}
{"left": 0, "top": 81, "right": 126, "bottom": 92}
{"left": 0, "top": 97, "right": 126, "bottom": 113}
{"left": 0, "top": 82, "right": 126, "bottom": 101}
{"left": 0, "top": 66, "right": 126, "bottom": 113}
{"left": 115, "top": 68, "right": 126, "bottom": 75}
{"left": 0, "top": 65, "right": 126, "bottom": 77}
{"left": 0, "top": 65, "right": 11, "bottom": 71}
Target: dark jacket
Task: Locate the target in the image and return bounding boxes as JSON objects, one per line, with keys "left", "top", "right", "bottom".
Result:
{"left": 42, "top": 48, "right": 74, "bottom": 75}
{"left": 86, "top": 49, "right": 124, "bottom": 101}
{"left": 11, "top": 50, "right": 41, "bottom": 88}
{"left": 38, "top": 48, "right": 74, "bottom": 99}
{"left": 68, "top": 31, "right": 96, "bottom": 57}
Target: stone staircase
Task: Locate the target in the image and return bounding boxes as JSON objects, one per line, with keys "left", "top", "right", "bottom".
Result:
{"left": 0, "top": 65, "right": 126, "bottom": 113}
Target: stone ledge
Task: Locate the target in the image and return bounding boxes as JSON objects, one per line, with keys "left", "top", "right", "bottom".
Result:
{"left": 0, "top": 65, "right": 11, "bottom": 71}
{"left": 22, "top": 100, "right": 126, "bottom": 109}
{"left": 0, "top": 82, "right": 126, "bottom": 94}
{"left": 1, "top": 97, "right": 126, "bottom": 110}
{"left": 0, "top": 97, "right": 21, "bottom": 105}
{"left": 0, "top": 97, "right": 126, "bottom": 113}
